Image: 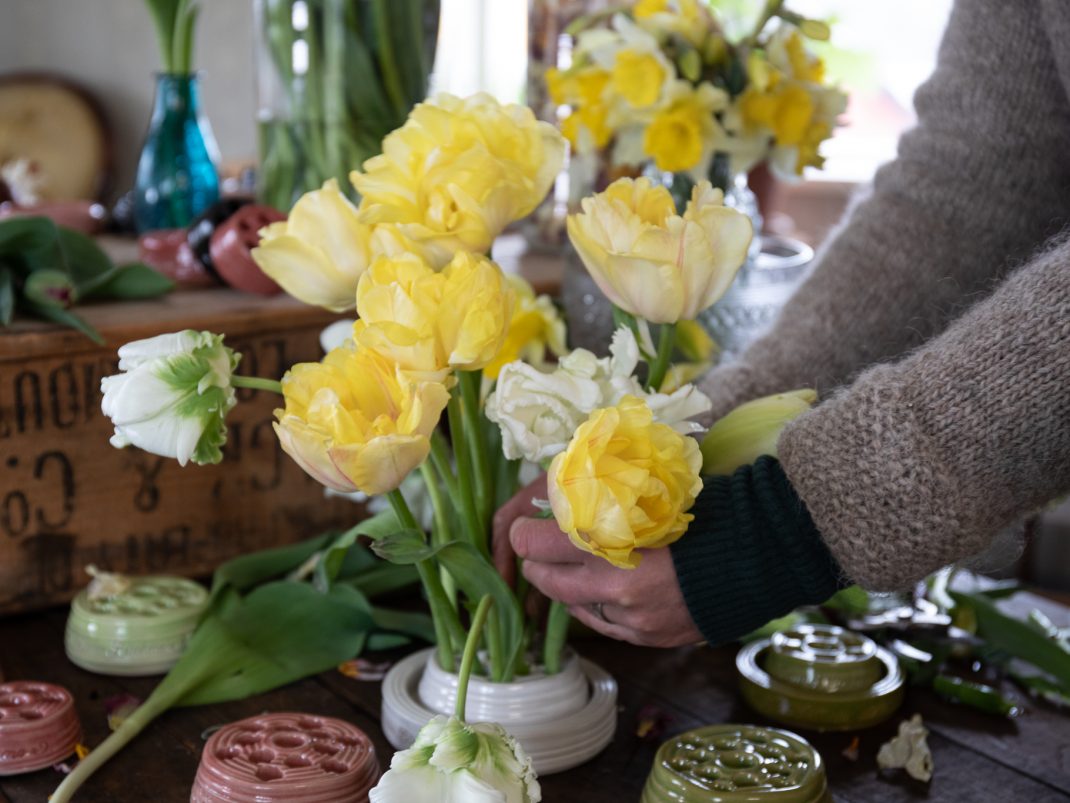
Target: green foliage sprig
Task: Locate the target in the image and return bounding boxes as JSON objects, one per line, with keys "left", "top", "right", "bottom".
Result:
{"left": 0, "top": 217, "right": 174, "bottom": 343}
{"left": 144, "top": 0, "right": 200, "bottom": 74}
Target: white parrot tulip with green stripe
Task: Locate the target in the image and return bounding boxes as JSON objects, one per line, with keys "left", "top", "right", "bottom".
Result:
{"left": 100, "top": 330, "right": 240, "bottom": 466}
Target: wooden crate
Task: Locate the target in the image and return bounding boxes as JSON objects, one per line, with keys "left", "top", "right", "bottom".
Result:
{"left": 0, "top": 288, "right": 361, "bottom": 614}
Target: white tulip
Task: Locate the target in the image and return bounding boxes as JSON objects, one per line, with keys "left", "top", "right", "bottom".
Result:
{"left": 100, "top": 330, "right": 239, "bottom": 466}
{"left": 370, "top": 715, "right": 540, "bottom": 803}
{"left": 486, "top": 326, "right": 711, "bottom": 464}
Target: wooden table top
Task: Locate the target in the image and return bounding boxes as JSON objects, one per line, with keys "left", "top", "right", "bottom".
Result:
{"left": 1, "top": 596, "right": 1068, "bottom": 803}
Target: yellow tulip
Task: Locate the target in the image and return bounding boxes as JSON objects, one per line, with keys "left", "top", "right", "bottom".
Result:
{"left": 351, "top": 93, "right": 566, "bottom": 267}
{"left": 567, "top": 176, "right": 752, "bottom": 323}
{"left": 484, "top": 275, "right": 567, "bottom": 380}
{"left": 274, "top": 343, "right": 450, "bottom": 495}
{"left": 252, "top": 179, "right": 373, "bottom": 312}
{"left": 353, "top": 251, "right": 515, "bottom": 381}
{"left": 548, "top": 395, "right": 703, "bottom": 569}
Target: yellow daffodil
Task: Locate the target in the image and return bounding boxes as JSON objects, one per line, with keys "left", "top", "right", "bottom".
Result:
{"left": 643, "top": 81, "right": 726, "bottom": 174}
{"left": 351, "top": 93, "right": 565, "bottom": 266}
{"left": 484, "top": 275, "right": 567, "bottom": 380}
{"left": 353, "top": 251, "right": 515, "bottom": 381}
{"left": 274, "top": 343, "right": 450, "bottom": 495}
{"left": 633, "top": 0, "right": 711, "bottom": 47}
{"left": 548, "top": 395, "right": 703, "bottom": 569}
{"left": 549, "top": 67, "right": 615, "bottom": 150}
{"left": 567, "top": 177, "right": 751, "bottom": 323}
{"left": 252, "top": 179, "right": 373, "bottom": 311}
{"left": 611, "top": 49, "right": 666, "bottom": 108}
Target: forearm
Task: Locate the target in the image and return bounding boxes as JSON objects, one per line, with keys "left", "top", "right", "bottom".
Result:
{"left": 779, "top": 237, "right": 1070, "bottom": 590}
{"left": 701, "top": 0, "right": 1070, "bottom": 420}
{"left": 670, "top": 457, "right": 845, "bottom": 646}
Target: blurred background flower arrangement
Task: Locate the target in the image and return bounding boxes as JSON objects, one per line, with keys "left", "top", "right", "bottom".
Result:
{"left": 549, "top": 0, "right": 847, "bottom": 200}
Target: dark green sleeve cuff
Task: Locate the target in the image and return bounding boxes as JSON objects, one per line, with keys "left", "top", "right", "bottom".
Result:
{"left": 670, "top": 456, "right": 846, "bottom": 646}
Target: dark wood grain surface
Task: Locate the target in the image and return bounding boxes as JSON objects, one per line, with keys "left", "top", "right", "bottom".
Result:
{"left": 1, "top": 604, "right": 1068, "bottom": 803}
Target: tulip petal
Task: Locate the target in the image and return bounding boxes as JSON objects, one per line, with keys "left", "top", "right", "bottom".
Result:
{"left": 253, "top": 234, "right": 357, "bottom": 311}
{"left": 274, "top": 417, "right": 358, "bottom": 493}
{"left": 329, "top": 435, "right": 431, "bottom": 496}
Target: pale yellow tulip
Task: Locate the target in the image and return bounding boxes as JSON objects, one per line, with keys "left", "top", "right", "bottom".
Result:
{"left": 567, "top": 177, "right": 752, "bottom": 323}
{"left": 352, "top": 94, "right": 566, "bottom": 266}
{"left": 274, "top": 343, "right": 450, "bottom": 495}
{"left": 548, "top": 395, "right": 703, "bottom": 569}
{"left": 353, "top": 251, "right": 515, "bottom": 381}
{"left": 252, "top": 179, "right": 373, "bottom": 312}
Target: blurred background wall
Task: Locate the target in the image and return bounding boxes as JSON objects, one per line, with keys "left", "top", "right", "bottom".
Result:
{"left": 0, "top": 1, "right": 257, "bottom": 194}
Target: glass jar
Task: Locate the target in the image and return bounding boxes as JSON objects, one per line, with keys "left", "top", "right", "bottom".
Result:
{"left": 254, "top": 0, "right": 441, "bottom": 211}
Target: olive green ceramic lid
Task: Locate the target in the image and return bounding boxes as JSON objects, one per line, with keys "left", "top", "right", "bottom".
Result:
{"left": 65, "top": 575, "right": 208, "bottom": 676}
{"left": 737, "top": 624, "right": 904, "bottom": 731}
{"left": 641, "top": 724, "right": 831, "bottom": 803}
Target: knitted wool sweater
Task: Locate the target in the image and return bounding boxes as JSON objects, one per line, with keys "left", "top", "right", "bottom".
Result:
{"left": 697, "top": 0, "right": 1070, "bottom": 591}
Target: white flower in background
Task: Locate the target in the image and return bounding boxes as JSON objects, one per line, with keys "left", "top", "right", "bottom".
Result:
{"left": 100, "top": 330, "right": 239, "bottom": 466}
{"left": 370, "top": 715, "right": 540, "bottom": 803}
{"left": 319, "top": 318, "right": 357, "bottom": 353}
{"left": 1, "top": 158, "right": 43, "bottom": 205}
{"left": 486, "top": 326, "right": 711, "bottom": 463}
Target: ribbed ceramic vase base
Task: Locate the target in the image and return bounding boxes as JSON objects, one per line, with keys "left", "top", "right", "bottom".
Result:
{"left": 0, "top": 682, "right": 82, "bottom": 776}
{"left": 380, "top": 648, "right": 617, "bottom": 774}
{"left": 189, "top": 712, "right": 378, "bottom": 802}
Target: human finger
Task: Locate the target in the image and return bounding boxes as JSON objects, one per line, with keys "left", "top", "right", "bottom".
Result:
{"left": 509, "top": 517, "right": 586, "bottom": 565}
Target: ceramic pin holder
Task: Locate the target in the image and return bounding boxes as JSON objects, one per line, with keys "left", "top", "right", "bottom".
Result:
{"left": 190, "top": 712, "right": 379, "bottom": 803}
{"left": 0, "top": 681, "right": 82, "bottom": 776}
{"left": 641, "top": 724, "right": 832, "bottom": 803}
{"left": 736, "top": 623, "right": 905, "bottom": 731}
{"left": 65, "top": 574, "right": 209, "bottom": 676}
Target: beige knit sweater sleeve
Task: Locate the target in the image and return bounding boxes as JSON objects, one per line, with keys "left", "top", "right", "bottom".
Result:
{"left": 779, "top": 243, "right": 1070, "bottom": 590}
{"left": 699, "top": 0, "right": 1070, "bottom": 420}
{"left": 695, "top": 0, "right": 1070, "bottom": 589}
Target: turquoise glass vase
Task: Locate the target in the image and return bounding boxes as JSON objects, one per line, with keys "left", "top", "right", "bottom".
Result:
{"left": 134, "top": 73, "right": 220, "bottom": 232}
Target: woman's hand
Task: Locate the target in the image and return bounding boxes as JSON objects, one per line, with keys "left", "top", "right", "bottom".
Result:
{"left": 493, "top": 476, "right": 704, "bottom": 648}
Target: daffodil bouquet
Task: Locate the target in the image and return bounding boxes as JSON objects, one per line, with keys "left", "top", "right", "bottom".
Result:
{"left": 99, "top": 93, "right": 777, "bottom": 697}
{"left": 549, "top": 0, "right": 847, "bottom": 185}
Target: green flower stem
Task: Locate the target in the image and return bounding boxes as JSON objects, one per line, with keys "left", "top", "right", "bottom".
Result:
{"left": 543, "top": 600, "right": 571, "bottom": 675}
{"left": 50, "top": 625, "right": 222, "bottom": 803}
{"left": 459, "top": 370, "right": 493, "bottom": 534}
{"left": 231, "top": 375, "right": 283, "bottom": 394}
{"left": 419, "top": 461, "right": 458, "bottom": 609}
{"left": 430, "top": 430, "right": 460, "bottom": 500}
{"left": 486, "top": 607, "right": 507, "bottom": 682}
{"left": 446, "top": 394, "right": 483, "bottom": 553}
{"left": 388, "top": 489, "right": 461, "bottom": 669}
{"left": 371, "top": 0, "right": 409, "bottom": 117}
{"left": 747, "top": 0, "right": 787, "bottom": 46}
{"left": 645, "top": 322, "right": 677, "bottom": 392}
{"left": 455, "top": 595, "right": 494, "bottom": 721}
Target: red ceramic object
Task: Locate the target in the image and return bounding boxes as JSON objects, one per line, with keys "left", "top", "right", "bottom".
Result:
{"left": 208, "top": 204, "right": 285, "bottom": 296}
{"left": 0, "top": 681, "right": 82, "bottom": 776}
{"left": 139, "top": 229, "right": 216, "bottom": 287}
{"left": 190, "top": 712, "right": 379, "bottom": 803}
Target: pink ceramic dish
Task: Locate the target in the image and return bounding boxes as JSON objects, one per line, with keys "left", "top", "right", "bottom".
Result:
{"left": 190, "top": 712, "right": 379, "bottom": 803}
{"left": 0, "top": 681, "right": 82, "bottom": 776}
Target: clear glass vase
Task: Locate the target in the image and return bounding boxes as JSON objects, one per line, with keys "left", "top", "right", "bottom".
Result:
{"left": 254, "top": 0, "right": 441, "bottom": 211}
{"left": 133, "top": 73, "right": 221, "bottom": 233}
